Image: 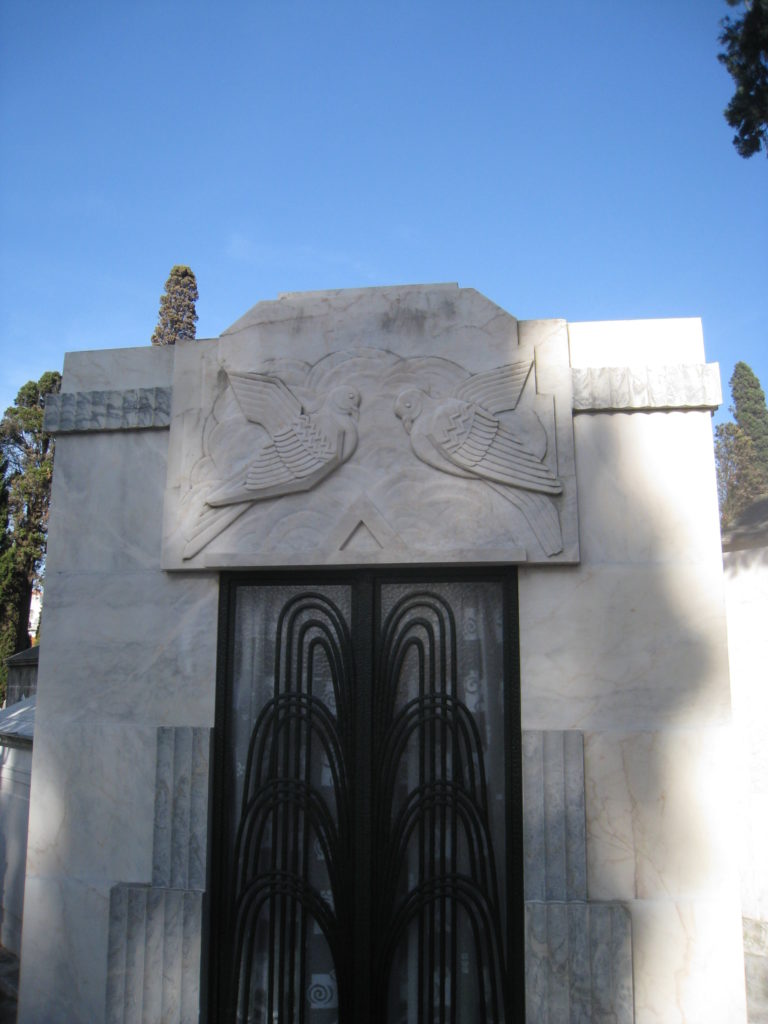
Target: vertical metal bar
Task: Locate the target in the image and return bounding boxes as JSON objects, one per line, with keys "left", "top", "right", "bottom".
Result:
{"left": 353, "top": 575, "right": 374, "bottom": 1023}
{"left": 504, "top": 571, "right": 525, "bottom": 1023}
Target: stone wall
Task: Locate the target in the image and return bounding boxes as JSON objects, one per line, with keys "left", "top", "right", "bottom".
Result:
{"left": 723, "top": 501, "right": 768, "bottom": 1023}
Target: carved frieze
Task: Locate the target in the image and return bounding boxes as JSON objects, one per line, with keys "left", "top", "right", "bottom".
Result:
{"left": 162, "top": 311, "right": 578, "bottom": 568}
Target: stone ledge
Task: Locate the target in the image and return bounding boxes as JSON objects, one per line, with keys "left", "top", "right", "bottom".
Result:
{"left": 572, "top": 363, "right": 721, "bottom": 412}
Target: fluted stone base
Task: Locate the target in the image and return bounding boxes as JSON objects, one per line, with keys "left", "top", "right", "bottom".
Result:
{"left": 525, "top": 902, "right": 634, "bottom": 1023}
{"left": 105, "top": 727, "right": 210, "bottom": 1023}
{"left": 106, "top": 884, "right": 203, "bottom": 1024}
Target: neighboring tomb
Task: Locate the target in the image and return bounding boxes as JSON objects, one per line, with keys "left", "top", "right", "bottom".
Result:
{"left": 18, "top": 285, "right": 743, "bottom": 1023}
{"left": 722, "top": 497, "right": 768, "bottom": 1024}
{"left": 0, "top": 696, "right": 34, "bottom": 956}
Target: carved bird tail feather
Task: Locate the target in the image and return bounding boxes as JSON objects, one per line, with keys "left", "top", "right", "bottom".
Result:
{"left": 490, "top": 484, "right": 563, "bottom": 556}
{"left": 182, "top": 502, "right": 251, "bottom": 560}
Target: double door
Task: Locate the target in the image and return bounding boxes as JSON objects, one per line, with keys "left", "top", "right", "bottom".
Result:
{"left": 210, "top": 571, "right": 524, "bottom": 1023}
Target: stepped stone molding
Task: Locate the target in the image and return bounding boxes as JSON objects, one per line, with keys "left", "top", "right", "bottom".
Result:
{"left": 571, "top": 363, "right": 721, "bottom": 412}
{"left": 524, "top": 902, "right": 634, "bottom": 1022}
{"left": 106, "top": 884, "right": 202, "bottom": 1024}
{"left": 152, "top": 727, "right": 209, "bottom": 890}
{"left": 105, "top": 726, "right": 210, "bottom": 1023}
{"left": 43, "top": 387, "right": 172, "bottom": 433}
{"left": 523, "top": 730, "right": 587, "bottom": 901}
{"left": 523, "top": 730, "right": 635, "bottom": 1021}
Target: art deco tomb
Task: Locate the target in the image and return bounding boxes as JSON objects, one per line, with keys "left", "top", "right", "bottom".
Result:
{"left": 18, "top": 284, "right": 744, "bottom": 1023}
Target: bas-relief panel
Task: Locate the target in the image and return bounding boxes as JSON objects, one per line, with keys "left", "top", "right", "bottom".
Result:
{"left": 163, "top": 340, "right": 578, "bottom": 569}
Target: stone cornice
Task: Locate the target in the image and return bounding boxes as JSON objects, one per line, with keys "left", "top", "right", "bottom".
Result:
{"left": 571, "top": 363, "right": 721, "bottom": 412}
{"left": 43, "top": 387, "right": 172, "bottom": 433}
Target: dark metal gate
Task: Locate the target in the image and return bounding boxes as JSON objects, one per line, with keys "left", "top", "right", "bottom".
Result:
{"left": 210, "top": 570, "right": 524, "bottom": 1023}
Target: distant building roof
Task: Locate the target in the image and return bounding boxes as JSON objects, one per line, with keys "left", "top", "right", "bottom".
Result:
{"left": 722, "top": 495, "right": 768, "bottom": 553}
{"left": 0, "top": 695, "right": 35, "bottom": 743}
{"left": 4, "top": 645, "right": 39, "bottom": 668}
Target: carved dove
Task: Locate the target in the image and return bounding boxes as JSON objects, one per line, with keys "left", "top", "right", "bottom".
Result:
{"left": 206, "top": 373, "right": 361, "bottom": 506}
{"left": 393, "top": 363, "right": 562, "bottom": 496}
{"left": 393, "top": 361, "right": 564, "bottom": 556}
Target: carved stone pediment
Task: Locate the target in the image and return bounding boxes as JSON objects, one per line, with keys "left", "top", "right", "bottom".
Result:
{"left": 162, "top": 286, "right": 578, "bottom": 567}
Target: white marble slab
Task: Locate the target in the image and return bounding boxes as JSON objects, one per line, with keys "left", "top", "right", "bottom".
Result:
{"left": 518, "top": 560, "right": 732, "bottom": 731}
{"left": 629, "top": 897, "right": 747, "bottom": 1023}
{"left": 573, "top": 411, "right": 722, "bottom": 566}
{"left": 36, "top": 570, "right": 218, "bottom": 725}
{"left": 61, "top": 345, "right": 174, "bottom": 393}
{"left": 584, "top": 728, "right": 742, "bottom": 903}
{"left": 18, "top": 875, "right": 112, "bottom": 1024}
{"left": 46, "top": 432, "right": 169, "bottom": 573}
{"left": 25, "top": 720, "right": 156, "bottom": 882}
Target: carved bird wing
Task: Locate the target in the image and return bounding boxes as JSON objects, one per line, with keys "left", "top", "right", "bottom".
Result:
{"left": 227, "top": 372, "right": 304, "bottom": 430}
{"left": 427, "top": 400, "right": 562, "bottom": 495}
{"left": 206, "top": 413, "right": 341, "bottom": 507}
{"left": 453, "top": 360, "right": 532, "bottom": 414}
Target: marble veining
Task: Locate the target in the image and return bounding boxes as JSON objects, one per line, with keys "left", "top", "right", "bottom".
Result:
{"left": 524, "top": 903, "right": 634, "bottom": 1023}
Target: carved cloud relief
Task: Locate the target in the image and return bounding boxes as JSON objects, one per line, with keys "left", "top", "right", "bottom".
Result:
{"left": 177, "top": 348, "right": 566, "bottom": 563}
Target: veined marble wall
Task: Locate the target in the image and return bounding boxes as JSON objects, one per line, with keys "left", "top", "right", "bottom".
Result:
{"left": 18, "top": 285, "right": 745, "bottom": 1022}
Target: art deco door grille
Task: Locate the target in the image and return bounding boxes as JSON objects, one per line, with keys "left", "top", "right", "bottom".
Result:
{"left": 210, "top": 571, "right": 524, "bottom": 1023}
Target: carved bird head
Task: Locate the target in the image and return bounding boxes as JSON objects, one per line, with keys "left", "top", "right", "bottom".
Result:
{"left": 394, "top": 388, "right": 424, "bottom": 433}
{"left": 329, "top": 385, "right": 361, "bottom": 421}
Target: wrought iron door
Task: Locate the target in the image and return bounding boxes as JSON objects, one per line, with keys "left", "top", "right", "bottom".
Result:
{"left": 210, "top": 572, "right": 523, "bottom": 1023}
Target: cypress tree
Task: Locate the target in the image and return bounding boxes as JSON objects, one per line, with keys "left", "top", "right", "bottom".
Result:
{"left": 715, "top": 421, "right": 768, "bottom": 528}
{"left": 151, "top": 265, "right": 199, "bottom": 346}
{"left": 730, "top": 361, "right": 768, "bottom": 480}
{"left": 0, "top": 370, "right": 61, "bottom": 701}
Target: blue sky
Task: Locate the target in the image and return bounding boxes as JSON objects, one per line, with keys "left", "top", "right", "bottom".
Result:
{"left": 1, "top": 0, "right": 765, "bottom": 426}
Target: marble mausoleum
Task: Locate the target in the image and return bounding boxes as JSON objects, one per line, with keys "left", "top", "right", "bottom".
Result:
{"left": 17, "top": 284, "right": 746, "bottom": 1022}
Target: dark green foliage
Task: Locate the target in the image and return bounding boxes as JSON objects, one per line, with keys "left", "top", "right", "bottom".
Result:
{"left": 718, "top": 0, "right": 768, "bottom": 158}
{"left": 715, "top": 421, "right": 768, "bottom": 528}
{"left": 151, "top": 265, "right": 199, "bottom": 345}
{"left": 715, "top": 361, "right": 768, "bottom": 530}
{"left": 0, "top": 370, "right": 61, "bottom": 703}
{"left": 730, "top": 361, "right": 768, "bottom": 476}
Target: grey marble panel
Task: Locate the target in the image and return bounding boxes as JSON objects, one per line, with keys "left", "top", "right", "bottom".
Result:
{"left": 571, "top": 363, "right": 721, "bottom": 412}
{"left": 44, "top": 387, "right": 172, "bottom": 433}
{"left": 105, "top": 884, "right": 203, "bottom": 1024}
{"left": 525, "top": 902, "right": 634, "bottom": 1023}
{"left": 152, "top": 727, "right": 210, "bottom": 891}
{"left": 523, "top": 730, "right": 587, "bottom": 901}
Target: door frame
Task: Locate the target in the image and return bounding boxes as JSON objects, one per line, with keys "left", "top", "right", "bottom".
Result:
{"left": 208, "top": 566, "right": 525, "bottom": 1023}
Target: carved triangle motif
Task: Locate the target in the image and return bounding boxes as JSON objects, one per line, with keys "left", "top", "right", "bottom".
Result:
{"left": 340, "top": 520, "right": 383, "bottom": 552}
{"left": 327, "top": 498, "right": 406, "bottom": 555}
